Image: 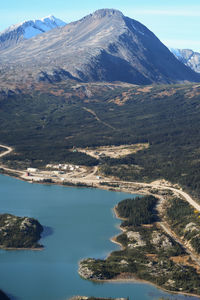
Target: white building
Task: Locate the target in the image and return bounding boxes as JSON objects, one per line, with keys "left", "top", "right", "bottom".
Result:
{"left": 27, "top": 168, "right": 38, "bottom": 173}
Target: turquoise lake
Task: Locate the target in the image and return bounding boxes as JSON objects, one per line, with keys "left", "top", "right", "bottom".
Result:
{"left": 0, "top": 174, "right": 199, "bottom": 300}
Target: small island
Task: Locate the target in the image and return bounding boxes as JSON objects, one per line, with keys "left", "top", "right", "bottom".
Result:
{"left": 0, "top": 213, "right": 43, "bottom": 249}
{"left": 79, "top": 195, "right": 200, "bottom": 296}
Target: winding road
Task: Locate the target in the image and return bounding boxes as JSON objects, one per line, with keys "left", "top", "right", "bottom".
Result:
{"left": 0, "top": 144, "right": 24, "bottom": 176}
{"left": 0, "top": 144, "right": 13, "bottom": 158}
{"left": 0, "top": 143, "right": 199, "bottom": 213}
{"left": 1, "top": 143, "right": 200, "bottom": 267}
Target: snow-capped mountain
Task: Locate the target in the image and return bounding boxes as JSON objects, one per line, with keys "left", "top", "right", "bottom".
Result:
{"left": 171, "top": 48, "right": 200, "bottom": 73}
{"left": 0, "top": 16, "right": 66, "bottom": 50}
{"left": 0, "top": 9, "right": 199, "bottom": 85}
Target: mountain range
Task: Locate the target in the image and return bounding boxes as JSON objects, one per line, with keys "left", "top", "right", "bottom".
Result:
{"left": 0, "top": 9, "right": 199, "bottom": 86}
{"left": 0, "top": 15, "right": 66, "bottom": 50}
{"left": 171, "top": 48, "right": 200, "bottom": 73}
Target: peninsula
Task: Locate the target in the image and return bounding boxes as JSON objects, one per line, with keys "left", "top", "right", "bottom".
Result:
{"left": 79, "top": 194, "right": 200, "bottom": 296}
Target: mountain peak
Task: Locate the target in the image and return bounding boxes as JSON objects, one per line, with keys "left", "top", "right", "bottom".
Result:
{"left": 40, "top": 15, "right": 66, "bottom": 27}
{"left": 171, "top": 48, "right": 200, "bottom": 73}
{"left": 0, "top": 10, "right": 199, "bottom": 85}
{"left": 0, "top": 16, "right": 66, "bottom": 49}
{"left": 92, "top": 8, "right": 124, "bottom": 18}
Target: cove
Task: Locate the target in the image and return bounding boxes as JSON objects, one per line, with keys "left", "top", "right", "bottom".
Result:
{"left": 0, "top": 174, "right": 198, "bottom": 300}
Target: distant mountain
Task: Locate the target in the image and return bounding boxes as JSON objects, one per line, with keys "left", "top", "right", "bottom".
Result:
{"left": 171, "top": 48, "right": 200, "bottom": 73}
{"left": 0, "top": 15, "right": 66, "bottom": 50}
{"left": 0, "top": 9, "right": 199, "bottom": 85}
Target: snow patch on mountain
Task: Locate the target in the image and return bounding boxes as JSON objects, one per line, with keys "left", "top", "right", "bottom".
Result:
{"left": 170, "top": 48, "right": 200, "bottom": 73}
{"left": 170, "top": 48, "right": 182, "bottom": 59}
{"left": 1, "top": 15, "right": 66, "bottom": 40}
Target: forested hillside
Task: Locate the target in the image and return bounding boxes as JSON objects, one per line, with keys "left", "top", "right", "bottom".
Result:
{"left": 0, "top": 81, "right": 200, "bottom": 197}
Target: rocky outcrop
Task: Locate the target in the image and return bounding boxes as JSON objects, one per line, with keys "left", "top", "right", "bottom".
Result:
{"left": 78, "top": 259, "right": 96, "bottom": 279}
{"left": 151, "top": 231, "right": 173, "bottom": 249}
{"left": 126, "top": 231, "right": 146, "bottom": 248}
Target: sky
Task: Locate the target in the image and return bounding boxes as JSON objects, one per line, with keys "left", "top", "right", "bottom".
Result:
{"left": 1, "top": 0, "right": 200, "bottom": 51}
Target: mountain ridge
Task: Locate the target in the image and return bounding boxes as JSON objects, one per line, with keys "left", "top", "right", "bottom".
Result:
{"left": 0, "top": 15, "right": 66, "bottom": 50}
{"left": 171, "top": 48, "right": 200, "bottom": 73}
{"left": 0, "top": 9, "right": 199, "bottom": 85}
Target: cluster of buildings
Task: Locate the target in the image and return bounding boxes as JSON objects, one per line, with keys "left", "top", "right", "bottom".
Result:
{"left": 25, "top": 164, "right": 80, "bottom": 179}
{"left": 46, "top": 163, "right": 80, "bottom": 172}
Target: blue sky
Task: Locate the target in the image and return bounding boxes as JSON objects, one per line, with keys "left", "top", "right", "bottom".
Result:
{"left": 1, "top": 0, "right": 200, "bottom": 51}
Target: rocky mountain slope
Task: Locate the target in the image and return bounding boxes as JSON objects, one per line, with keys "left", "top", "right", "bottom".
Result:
{"left": 0, "top": 9, "right": 199, "bottom": 85}
{"left": 0, "top": 15, "right": 66, "bottom": 50}
{"left": 171, "top": 48, "right": 200, "bottom": 73}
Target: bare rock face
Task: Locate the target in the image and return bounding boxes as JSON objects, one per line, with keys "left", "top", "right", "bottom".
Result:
{"left": 171, "top": 48, "right": 200, "bottom": 73}
{"left": 78, "top": 259, "right": 96, "bottom": 279}
{"left": 151, "top": 231, "right": 173, "bottom": 249}
{"left": 0, "top": 9, "right": 199, "bottom": 85}
{"left": 126, "top": 231, "right": 146, "bottom": 248}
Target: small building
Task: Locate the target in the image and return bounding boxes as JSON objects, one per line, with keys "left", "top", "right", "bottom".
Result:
{"left": 27, "top": 168, "right": 38, "bottom": 173}
{"left": 46, "top": 164, "right": 53, "bottom": 168}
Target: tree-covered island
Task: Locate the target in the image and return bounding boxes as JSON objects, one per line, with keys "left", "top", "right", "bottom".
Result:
{"left": 0, "top": 214, "right": 43, "bottom": 249}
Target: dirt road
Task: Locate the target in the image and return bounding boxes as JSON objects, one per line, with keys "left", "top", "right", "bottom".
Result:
{"left": 1, "top": 142, "right": 200, "bottom": 267}
{"left": 83, "top": 107, "right": 116, "bottom": 130}
{"left": 159, "top": 221, "right": 200, "bottom": 266}
{"left": 0, "top": 143, "right": 200, "bottom": 214}
{"left": 153, "top": 184, "right": 200, "bottom": 212}
{"left": 0, "top": 144, "right": 24, "bottom": 176}
{"left": 0, "top": 144, "right": 13, "bottom": 158}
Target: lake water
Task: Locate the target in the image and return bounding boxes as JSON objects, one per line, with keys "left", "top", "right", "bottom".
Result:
{"left": 0, "top": 174, "right": 198, "bottom": 300}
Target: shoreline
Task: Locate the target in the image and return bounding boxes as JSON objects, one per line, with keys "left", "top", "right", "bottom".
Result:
{"left": 80, "top": 199, "right": 200, "bottom": 299}
{"left": 1, "top": 147, "right": 200, "bottom": 298}
{"left": 105, "top": 276, "right": 200, "bottom": 299}
{"left": 0, "top": 246, "right": 43, "bottom": 251}
{"left": 0, "top": 166, "right": 149, "bottom": 195}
